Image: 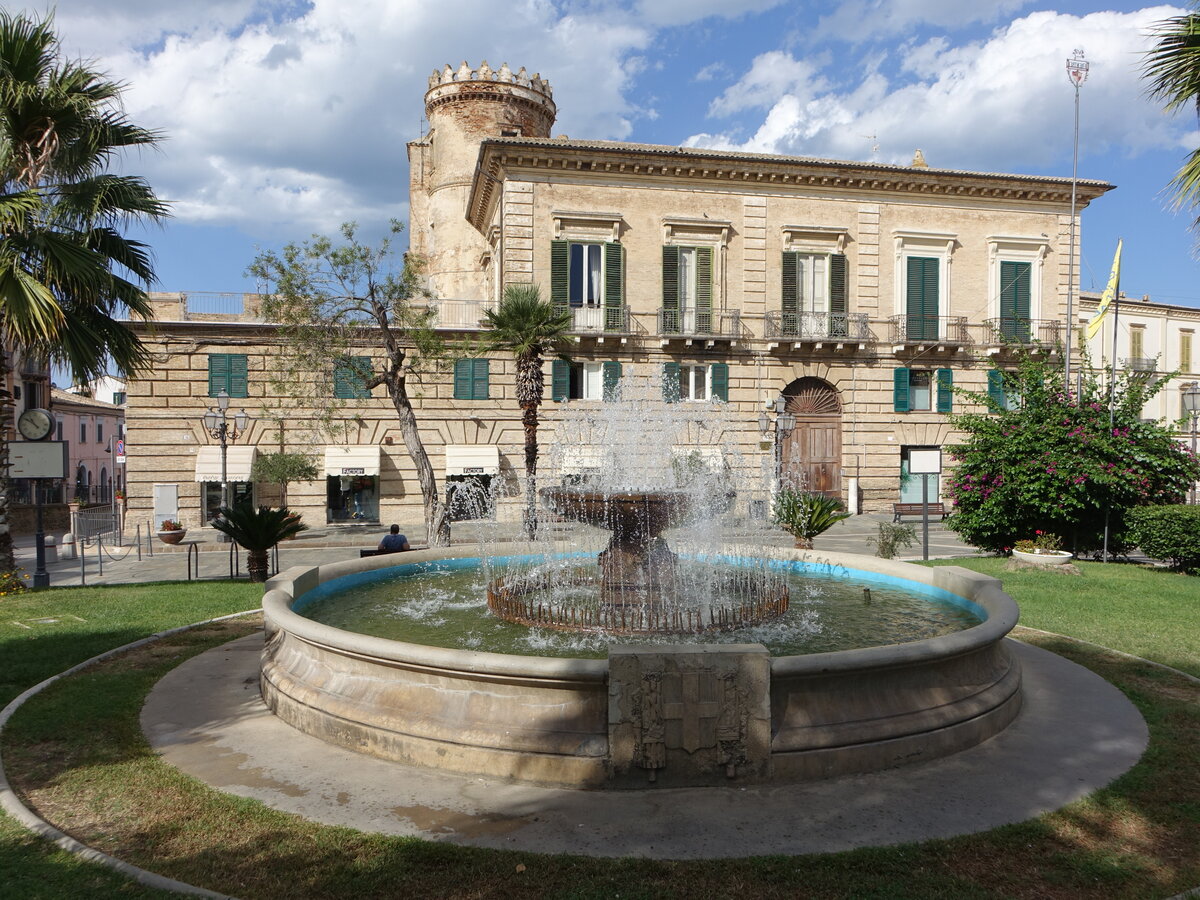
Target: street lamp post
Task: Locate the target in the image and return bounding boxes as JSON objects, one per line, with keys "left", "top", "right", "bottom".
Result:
{"left": 1183, "top": 384, "right": 1200, "bottom": 505}
{"left": 202, "top": 390, "right": 250, "bottom": 533}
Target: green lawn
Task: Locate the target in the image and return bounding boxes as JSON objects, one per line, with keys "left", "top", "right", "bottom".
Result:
{"left": 922, "top": 558, "right": 1200, "bottom": 678}
{"left": 0, "top": 568, "right": 1197, "bottom": 899}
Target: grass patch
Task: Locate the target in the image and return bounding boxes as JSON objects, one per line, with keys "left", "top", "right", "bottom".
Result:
{"left": 922, "top": 558, "right": 1200, "bottom": 678}
{"left": 1, "top": 572, "right": 1198, "bottom": 898}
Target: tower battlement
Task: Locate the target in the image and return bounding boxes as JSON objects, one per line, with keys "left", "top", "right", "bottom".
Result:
{"left": 427, "top": 60, "right": 553, "bottom": 98}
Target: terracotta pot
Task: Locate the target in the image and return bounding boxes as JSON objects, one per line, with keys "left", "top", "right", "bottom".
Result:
{"left": 157, "top": 530, "right": 187, "bottom": 545}
{"left": 1012, "top": 548, "right": 1072, "bottom": 566}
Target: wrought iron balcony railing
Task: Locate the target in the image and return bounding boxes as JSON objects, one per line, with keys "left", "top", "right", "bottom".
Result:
{"left": 657, "top": 308, "right": 741, "bottom": 339}
{"left": 764, "top": 311, "right": 870, "bottom": 341}
{"left": 889, "top": 315, "right": 971, "bottom": 345}
{"left": 560, "top": 304, "right": 640, "bottom": 335}
{"left": 1123, "top": 357, "right": 1157, "bottom": 373}
{"left": 983, "top": 317, "right": 1064, "bottom": 345}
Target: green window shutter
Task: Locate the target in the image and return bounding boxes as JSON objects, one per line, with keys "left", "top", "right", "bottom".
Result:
{"left": 709, "top": 362, "right": 728, "bottom": 402}
{"left": 695, "top": 246, "right": 713, "bottom": 333}
{"left": 936, "top": 368, "right": 953, "bottom": 413}
{"left": 334, "top": 356, "right": 371, "bottom": 399}
{"left": 207, "top": 354, "right": 230, "bottom": 397}
{"left": 453, "top": 360, "right": 472, "bottom": 400}
{"left": 551, "top": 359, "right": 570, "bottom": 402}
{"left": 472, "top": 359, "right": 489, "bottom": 401}
{"left": 228, "top": 355, "right": 248, "bottom": 398}
{"left": 999, "top": 260, "right": 1031, "bottom": 341}
{"left": 829, "top": 253, "right": 847, "bottom": 315}
{"left": 550, "top": 240, "right": 570, "bottom": 309}
{"left": 907, "top": 257, "right": 939, "bottom": 340}
{"left": 781, "top": 251, "right": 799, "bottom": 320}
{"left": 602, "top": 361, "right": 622, "bottom": 402}
{"left": 695, "top": 247, "right": 713, "bottom": 312}
{"left": 662, "top": 245, "right": 679, "bottom": 310}
{"left": 893, "top": 367, "right": 911, "bottom": 413}
{"left": 604, "top": 242, "right": 623, "bottom": 311}
{"left": 662, "top": 362, "right": 681, "bottom": 403}
{"left": 987, "top": 370, "right": 1005, "bottom": 408}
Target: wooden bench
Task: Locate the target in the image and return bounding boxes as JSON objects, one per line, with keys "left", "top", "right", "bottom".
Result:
{"left": 892, "top": 502, "right": 947, "bottom": 522}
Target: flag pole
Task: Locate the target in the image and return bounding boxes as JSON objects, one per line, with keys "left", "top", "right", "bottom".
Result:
{"left": 1101, "top": 239, "right": 1122, "bottom": 563}
{"left": 1065, "top": 50, "right": 1089, "bottom": 390}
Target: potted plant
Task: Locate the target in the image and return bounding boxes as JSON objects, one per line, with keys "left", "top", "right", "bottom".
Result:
{"left": 772, "top": 488, "right": 850, "bottom": 549}
{"left": 210, "top": 503, "right": 309, "bottom": 582}
{"left": 157, "top": 519, "right": 187, "bottom": 545}
{"left": 1011, "top": 531, "right": 1073, "bottom": 565}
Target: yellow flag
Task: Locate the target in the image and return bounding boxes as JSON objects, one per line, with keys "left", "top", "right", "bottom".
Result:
{"left": 1086, "top": 239, "right": 1122, "bottom": 341}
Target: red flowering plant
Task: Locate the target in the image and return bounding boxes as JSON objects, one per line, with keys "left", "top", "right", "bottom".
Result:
{"left": 943, "top": 351, "right": 1200, "bottom": 555}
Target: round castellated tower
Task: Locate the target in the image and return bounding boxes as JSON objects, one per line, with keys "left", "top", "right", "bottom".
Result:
{"left": 407, "top": 61, "right": 556, "bottom": 301}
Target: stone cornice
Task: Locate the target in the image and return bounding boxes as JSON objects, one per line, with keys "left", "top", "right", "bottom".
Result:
{"left": 467, "top": 138, "right": 1114, "bottom": 231}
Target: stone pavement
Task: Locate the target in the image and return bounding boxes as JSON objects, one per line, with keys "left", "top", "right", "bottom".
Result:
{"left": 12, "top": 512, "right": 979, "bottom": 588}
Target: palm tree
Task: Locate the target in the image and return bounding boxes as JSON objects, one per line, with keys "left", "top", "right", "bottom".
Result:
{"left": 0, "top": 12, "right": 167, "bottom": 572}
{"left": 482, "top": 283, "right": 573, "bottom": 539}
{"left": 211, "top": 503, "right": 309, "bottom": 582}
{"left": 1145, "top": 6, "right": 1200, "bottom": 238}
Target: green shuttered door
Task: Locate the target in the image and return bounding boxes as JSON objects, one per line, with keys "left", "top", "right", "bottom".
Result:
{"left": 906, "top": 257, "right": 939, "bottom": 340}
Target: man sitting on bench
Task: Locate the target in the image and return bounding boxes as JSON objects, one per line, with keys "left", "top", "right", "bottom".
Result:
{"left": 377, "top": 524, "right": 411, "bottom": 554}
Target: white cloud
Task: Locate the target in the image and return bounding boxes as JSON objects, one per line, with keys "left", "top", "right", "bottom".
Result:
{"left": 47, "top": 0, "right": 651, "bottom": 236}
{"left": 707, "top": 51, "right": 827, "bottom": 117}
{"left": 687, "top": 7, "right": 1193, "bottom": 174}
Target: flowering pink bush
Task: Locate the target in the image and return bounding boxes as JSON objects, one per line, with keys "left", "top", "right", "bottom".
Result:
{"left": 945, "top": 353, "right": 1200, "bottom": 554}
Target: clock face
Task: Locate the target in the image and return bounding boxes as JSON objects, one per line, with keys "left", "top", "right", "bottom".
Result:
{"left": 18, "top": 408, "right": 53, "bottom": 441}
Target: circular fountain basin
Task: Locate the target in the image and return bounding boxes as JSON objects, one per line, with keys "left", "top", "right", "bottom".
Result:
{"left": 261, "top": 546, "right": 1021, "bottom": 789}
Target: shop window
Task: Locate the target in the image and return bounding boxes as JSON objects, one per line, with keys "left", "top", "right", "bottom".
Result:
{"left": 203, "top": 482, "right": 253, "bottom": 522}
{"left": 326, "top": 474, "right": 379, "bottom": 523}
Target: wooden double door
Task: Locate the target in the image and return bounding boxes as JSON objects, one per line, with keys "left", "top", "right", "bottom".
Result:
{"left": 778, "top": 378, "right": 842, "bottom": 498}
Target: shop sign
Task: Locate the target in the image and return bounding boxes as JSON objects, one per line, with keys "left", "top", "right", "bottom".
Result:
{"left": 341, "top": 467, "right": 365, "bottom": 475}
{"left": 462, "top": 466, "right": 484, "bottom": 474}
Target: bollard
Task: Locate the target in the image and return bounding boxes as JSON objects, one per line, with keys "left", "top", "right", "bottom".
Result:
{"left": 60, "top": 533, "right": 76, "bottom": 560}
{"left": 43, "top": 535, "right": 58, "bottom": 564}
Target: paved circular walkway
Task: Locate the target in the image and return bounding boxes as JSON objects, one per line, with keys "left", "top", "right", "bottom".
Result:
{"left": 142, "top": 632, "right": 1147, "bottom": 859}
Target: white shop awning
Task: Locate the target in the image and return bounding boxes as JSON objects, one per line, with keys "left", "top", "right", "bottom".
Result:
{"left": 445, "top": 444, "right": 500, "bottom": 477}
{"left": 560, "top": 445, "right": 607, "bottom": 474}
{"left": 195, "top": 446, "right": 257, "bottom": 482}
{"left": 324, "top": 445, "right": 381, "bottom": 477}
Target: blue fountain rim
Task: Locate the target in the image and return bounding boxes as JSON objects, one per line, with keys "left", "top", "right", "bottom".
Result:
{"left": 292, "top": 552, "right": 985, "bottom": 622}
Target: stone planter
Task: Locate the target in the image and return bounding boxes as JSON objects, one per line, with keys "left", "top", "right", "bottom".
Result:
{"left": 157, "top": 529, "right": 187, "bottom": 545}
{"left": 1012, "top": 548, "right": 1073, "bottom": 566}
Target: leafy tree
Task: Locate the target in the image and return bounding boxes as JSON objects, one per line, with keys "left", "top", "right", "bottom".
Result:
{"left": 481, "top": 283, "right": 572, "bottom": 539}
{"left": 944, "top": 353, "right": 1200, "bottom": 554}
{"left": 251, "top": 451, "right": 320, "bottom": 507}
{"left": 211, "top": 503, "right": 308, "bottom": 582}
{"left": 248, "top": 223, "right": 453, "bottom": 545}
{"left": 1144, "top": 5, "right": 1200, "bottom": 242}
{"left": 0, "top": 12, "right": 167, "bottom": 571}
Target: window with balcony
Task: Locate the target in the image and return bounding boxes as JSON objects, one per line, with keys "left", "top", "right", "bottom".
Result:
{"left": 781, "top": 251, "right": 848, "bottom": 338}
{"left": 997, "top": 260, "right": 1032, "bottom": 340}
{"left": 662, "top": 246, "right": 713, "bottom": 333}
{"left": 550, "top": 215, "right": 625, "bottom": 333}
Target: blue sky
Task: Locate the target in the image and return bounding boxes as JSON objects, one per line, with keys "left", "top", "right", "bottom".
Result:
{"left": 39, "top": 0, "right": 1200, "bottom": 307}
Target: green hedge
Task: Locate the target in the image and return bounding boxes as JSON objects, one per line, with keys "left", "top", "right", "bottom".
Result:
{"left": 1126, "top": 504, "right": 1200, "bottom": 572}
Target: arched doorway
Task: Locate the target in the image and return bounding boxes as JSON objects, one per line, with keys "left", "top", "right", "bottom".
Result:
{"left": 778, "top": 377, "right": 842, "bottom": 498}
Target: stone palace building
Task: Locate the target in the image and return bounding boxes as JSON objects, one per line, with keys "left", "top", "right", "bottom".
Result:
{"left": 122, "top": 61, "right": 1113, "bottom": 534}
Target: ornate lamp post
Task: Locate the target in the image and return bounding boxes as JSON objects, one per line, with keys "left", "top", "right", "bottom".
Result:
{"left": 1064, "top": 49, "right": 1089, "bottom": 390}
{"left": 1183, "top": 384, "right": 1200, "bottom": 504}
{"left": 202, "top": 390, "right": 251, "bottom": 528}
